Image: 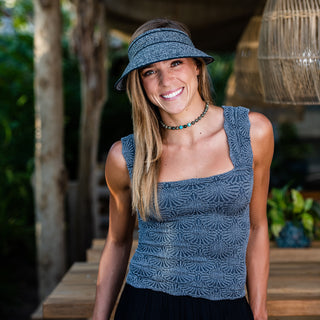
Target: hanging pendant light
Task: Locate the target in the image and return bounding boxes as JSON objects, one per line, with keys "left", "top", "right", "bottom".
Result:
{"left": 258, "top": 0, "right": 320, "bottom": 105}
{"left": 233, "top": 16, "right": 264, "bottom": 102}
{"left": 225, "top": 72, "right": 304, "bottom": 122}
{"left": 225, "top": 14, "right": 304, "bottom": 122}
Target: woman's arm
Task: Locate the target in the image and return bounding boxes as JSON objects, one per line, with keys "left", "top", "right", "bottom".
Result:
{"left": 92, "top": 141, "right": 136, "bottom": 320}
{"left": 247, "top": 112, "right": 274, "bottom": 320}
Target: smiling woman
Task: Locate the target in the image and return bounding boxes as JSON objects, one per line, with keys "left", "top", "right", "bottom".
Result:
{"left": 92, "top": 18, "right": 274, "bottom": 320}
{"left": 139, "top": 58, "right": 201, "bottom": 117}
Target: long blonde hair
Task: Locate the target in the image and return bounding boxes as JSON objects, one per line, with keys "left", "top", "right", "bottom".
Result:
{"left": 126, "top": 18, "right": 213, "bottom": 221}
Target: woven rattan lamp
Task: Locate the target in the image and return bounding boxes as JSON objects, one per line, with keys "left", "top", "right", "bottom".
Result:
{"left": 233, "top": 16, "right": 264, "bottom": 102}
{"left": 258, "top": 0, "right": 320, "bottom": 105}
{"left": 226, "top": 15, "right": 304, "bottom": 122}
{"left": 225, "top": 72, "right": 304, "bottom": 122}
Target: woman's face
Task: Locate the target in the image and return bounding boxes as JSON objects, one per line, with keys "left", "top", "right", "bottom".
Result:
{"left": 139, "top": 58, "right": 201, "bottom": 115}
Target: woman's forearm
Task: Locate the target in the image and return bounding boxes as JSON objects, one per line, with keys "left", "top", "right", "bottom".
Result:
{"left": 92, "top": 236, "right": 133, "bottom": 320}
{"left": 246, "top": 224, "right": 269, "bottom": 320}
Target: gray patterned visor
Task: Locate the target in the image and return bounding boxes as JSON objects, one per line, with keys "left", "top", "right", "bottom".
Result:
{"left": 114, "top": 27, "right": 214, "bottom": 91}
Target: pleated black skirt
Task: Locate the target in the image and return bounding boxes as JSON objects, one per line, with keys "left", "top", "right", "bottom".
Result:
{"left": 114, "top": 284, "right": 254, "bottom": 320}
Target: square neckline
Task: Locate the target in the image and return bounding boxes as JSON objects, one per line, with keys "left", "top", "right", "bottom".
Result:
{"left": 157, "top": 106, "right": 236, "bottom": 186}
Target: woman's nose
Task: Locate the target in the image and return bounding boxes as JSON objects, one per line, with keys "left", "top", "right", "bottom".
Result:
{"left": 159, "top": 70, "right": 173, "bottom": 86}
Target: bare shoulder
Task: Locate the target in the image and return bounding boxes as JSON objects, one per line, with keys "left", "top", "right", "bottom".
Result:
{"left": 248, "top": 111, "right": 274, "bottom": 165}
{"left": 106, "top": 140, "right": 126, "bottom": 170}
{"left": 248, "top": 111, "right": 273, "bottom": 141}
{"left": 105, "top": 140, "right": 130, "bottom": 192}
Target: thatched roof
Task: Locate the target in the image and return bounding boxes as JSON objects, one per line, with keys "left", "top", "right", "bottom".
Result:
{"left": 104, "top": 0, "right": 267, "bottom": 51}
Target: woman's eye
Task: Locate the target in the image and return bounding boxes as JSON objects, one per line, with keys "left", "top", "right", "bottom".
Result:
{"left": 142, "top": 69, "right": 155, "bottom": 77}
{"left": 171, "top": 60, "right": 182, "bottom": 67}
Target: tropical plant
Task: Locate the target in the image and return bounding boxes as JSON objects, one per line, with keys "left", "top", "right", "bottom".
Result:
{"left": 268, "top": 185, "right": 320, "bottom": 241}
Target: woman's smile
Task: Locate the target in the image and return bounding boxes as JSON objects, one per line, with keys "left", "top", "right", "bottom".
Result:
{"left": 161, "top": 87, "right": 184, "bottom": 100}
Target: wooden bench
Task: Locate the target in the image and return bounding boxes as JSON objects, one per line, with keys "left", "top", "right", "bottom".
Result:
{"left": 41, "top": 260, "right": 320, "bottom": 319}
{"left": 270, "top": 241, "right": 320, "bottom": 263}
{"left": 37, "top": 241, "right": 320, "bottom": 319}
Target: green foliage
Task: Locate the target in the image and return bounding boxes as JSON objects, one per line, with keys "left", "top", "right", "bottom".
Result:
{"left": 0, "top": 0, "right": 33, "bottom": 32}
{"left": 0, "top": 0, "right": 5, "bottom": 19}
{"left": 0, "top": 31, "right": 36, "bottom": 314}
{"left": 0, "top": 31, "right": 81, "bottom": 313}
{"left": 0, "top": 0, "right": 72, "bottom": 33}
{"left": 0, "top": 33, "right": 35, "bottom": 258}
{"left": 207, "top": 52, "right": 234, "bottom": 106}
{"left": 267, "top": 185, "right": 320, "bottom": 239}
{"left": 11, "top": 0, "right": 33, "bottom": 31}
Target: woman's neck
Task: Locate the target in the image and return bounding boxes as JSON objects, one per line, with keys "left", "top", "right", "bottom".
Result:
{"left": 161, "top": 104, "right": 221, "bottom": 146}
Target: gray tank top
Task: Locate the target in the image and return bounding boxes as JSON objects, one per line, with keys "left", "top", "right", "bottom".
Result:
{"left": 121, "top": 105, "right": 253, "bottom": 300}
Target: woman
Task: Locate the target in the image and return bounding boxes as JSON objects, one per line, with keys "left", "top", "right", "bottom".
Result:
{"left": 93, "top": 18, "right": 273, "bottom": 320}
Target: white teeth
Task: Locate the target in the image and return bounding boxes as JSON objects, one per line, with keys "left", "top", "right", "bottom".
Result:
{"left": 162, "top": 88, "right": 183, "bottom": 99}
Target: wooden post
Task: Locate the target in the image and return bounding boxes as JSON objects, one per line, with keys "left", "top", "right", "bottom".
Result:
{"left": 71, "top": 0, "right": 107, "bottom": 259}
{"left": 33, "top": 0, "right": 67, "bottom": 300}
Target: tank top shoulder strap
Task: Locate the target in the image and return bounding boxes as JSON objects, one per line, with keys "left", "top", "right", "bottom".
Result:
{"left": 121, "top": 133, "right": 135, "bottom": 179}
{"left": 223, "top": 105, "right": 253, "bottom": 168}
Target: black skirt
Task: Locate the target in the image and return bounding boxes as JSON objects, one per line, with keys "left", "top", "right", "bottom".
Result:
{"left": 114, "top": 284, "right": 254, "bottom": 320}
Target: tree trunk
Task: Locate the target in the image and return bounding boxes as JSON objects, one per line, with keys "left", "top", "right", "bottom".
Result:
{"left": 71, "top": 0, "right": 107, "bottom": 259}
{"left": 33, "top": 0, "right": 67, "bottom": 300}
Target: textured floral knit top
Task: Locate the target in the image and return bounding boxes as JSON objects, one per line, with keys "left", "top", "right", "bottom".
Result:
{"left": 121, "top": 105, "right": 254, "bottom": 301}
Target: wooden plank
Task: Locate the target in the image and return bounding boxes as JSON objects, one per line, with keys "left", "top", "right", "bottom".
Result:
{"left": 43, "top": 282, "right": 95, "bottom": 318}
{"left": 65, "top": 262, "right": 98, "bottom": 274}
{"left": 91, "top": 238, "right": 105, "bottom": 248}
{"left": 60, "top": 271, "right": 97, "bottom": 285}
{"left": 270, "top": 241, "right": 320, "bottom": 248}
{"left": 43, "top": 263, "right": 96, "bottom": 318}
{"left": 301, "top": 191, "right": 320, "bottom": 202}
{"left": 270, "top": 262, "right": 320, "bottom": 276}
{"left": 268, "top": 259, "right": 320, "bottom": 317}
{"left": 43, "top": 262, "right": 122, "bottom": 319}
{"left": 86, "top": 248, "right": 102, "bottom": 263}
{"left": 269, "top": 317, "right": 320, "bottom": 320}
{"left": 43, "top": 252, "right": 320, "bottom": 318}
{"left": 270, "top": 247, "right": 320, "bottom": 263}
{"left": 60, "top": 263, "right": 97, "bottom": 285}
{"left": 268, "top": 277, "right": 320, "bottom": 296}
{"left": 267, "top": 299, "right": 320, "bottom": 317}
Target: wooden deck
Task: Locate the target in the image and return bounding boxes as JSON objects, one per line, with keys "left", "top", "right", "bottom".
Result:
{"left": 40, "top": 241, "right": 320, "bottom": 319}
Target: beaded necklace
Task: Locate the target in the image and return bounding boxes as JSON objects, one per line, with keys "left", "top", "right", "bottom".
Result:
{"left": 159, "top": 102, "right": 209, "bottom": 130}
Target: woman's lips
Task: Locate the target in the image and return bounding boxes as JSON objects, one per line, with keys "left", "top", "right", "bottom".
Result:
{"left": 161, "top": 87, "right": 183, "bottom": 99}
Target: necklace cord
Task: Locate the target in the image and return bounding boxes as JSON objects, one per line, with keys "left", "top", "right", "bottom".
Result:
{"left": 159, "top": 102, "right": 209, "bottom": 130}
